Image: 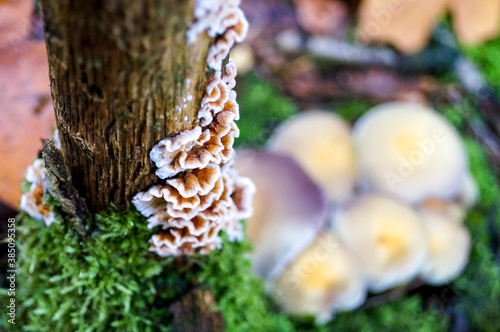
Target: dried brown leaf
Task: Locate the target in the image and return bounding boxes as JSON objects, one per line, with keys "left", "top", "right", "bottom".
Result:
{"left": 357, "top": 0, "right": 448, "bottom": 53}
{"left": 449, "top": 0, "right": 500, "bottom": 45}
{"left": 0, "top": 1, "right": 55, "bottom": 208}
{"left": 0, "top": 0, "right": 32, "bottom": 49}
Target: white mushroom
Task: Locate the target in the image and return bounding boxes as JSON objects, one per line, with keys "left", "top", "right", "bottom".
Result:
{"left": 233, "top": 150, "right": 329, "bottom": 280}
{"left": 267, "top": 110, "right": 356, "bottom": 203}
{"left": 353, "top": 102, "right": 467, "bottom": 203}
{"left": 332, "top": 194, "right": 427, "bottom": 292}
{"left": 274, "top": 232, "right": 366, "bottom": 322}
{"left": 419, "top": 209, "right": 471, "bottom": 285}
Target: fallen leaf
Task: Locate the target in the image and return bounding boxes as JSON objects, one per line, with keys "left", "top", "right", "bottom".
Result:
{"left": 449, "top": 0, "right": 500, "bottom": 45}
{"left": 357, "top": 0, "right": 448, "bottom": 53}
{"left": 0, "top": 1, "right": 55, "bottom": 208}
{"left": 357, "top": 0, "right": 500, "bottom": 53}
{"left": 0, "top": 0, "right": 32, "bottom": 49}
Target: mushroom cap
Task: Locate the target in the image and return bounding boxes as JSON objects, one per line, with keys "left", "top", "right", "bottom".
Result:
{"left": 233, "top": 150, "right": 329, "bottom": 280}
{"left": 353, "top": 102, "right": 467, "bottom": 203}
{"left": 419, "top": 209, "right": 471, "bottom": 285}
{"left": 274, "top": 232, "right": 366, "bottom": 321}
{"left": 332, "top": 194, "right": 427, "bottom": 292}
{"left": 267, "top": 110, "right": 356, "bottom": 203}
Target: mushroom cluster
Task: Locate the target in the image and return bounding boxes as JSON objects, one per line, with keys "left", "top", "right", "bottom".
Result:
{"left": 132, "top": 0, "right": 254, "bottom": 256}
{"left": 236, "top": 102, "right": 475, "bottom": 321}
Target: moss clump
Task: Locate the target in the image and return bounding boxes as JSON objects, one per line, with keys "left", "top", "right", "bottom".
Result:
{"left": 192, "top": 233, "right": 294, "bottom": 332}
{"left": 1, "top": 209, "right": 165, "bottom": 331}
{"left": 0, "top": 207, "right": 292, "bottom": 331}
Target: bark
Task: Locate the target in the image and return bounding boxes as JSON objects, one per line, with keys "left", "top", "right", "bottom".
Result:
{"left": 42, "top": 139, "right": 88, "bottom": 236}
{"left": 170, "top": 288, "right": 226, "bottom": 332}
{"left": 39, "top": 0, "right": 212, "bottom": 213}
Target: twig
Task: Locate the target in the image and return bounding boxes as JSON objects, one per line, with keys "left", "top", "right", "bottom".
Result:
{"left": 276, "top": 29, "right": 459, "bottom": 74}
{"left": 276, "top": 30, "right": 398, "bottom": 68}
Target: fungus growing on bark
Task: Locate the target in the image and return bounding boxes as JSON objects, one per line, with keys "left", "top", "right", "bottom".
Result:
{"left": 274, "top": 232, "right": 366, "bottom": 322}
{"left": 233, "top": 150, "right": 328, "bottom": 280}
{"left": 133, "top": 0, "right": 252, "bottom": 256}
{"left": 135, "top": 166, "right": 254, "bottom": 256}
{"left": 268, "top": 111, "right": 356, "bottom": 203}
{"left": 187, "top": 0, "right": 248, "bottom": 70}
{"left": 332, "top": 194, "right": 427, "bottom": 292}
{"left": 167, "top": 164, "right": 221, "bottom": 198}
{"left": 353, "top": 102, "right": 467, "bottom": 204}
{"left": 20, "top": 158, "right": 54, "bottom": 226}
{"left": 151, "top": 68, "right": 240, "bottom": 180}
{"left": 419, "top": 209, "right": 471, "bottom": 285}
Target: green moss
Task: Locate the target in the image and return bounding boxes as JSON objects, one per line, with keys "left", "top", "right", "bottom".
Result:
{"left": 1, "top": 209, "right": 166, "bottom": 332}
{"left": 464, "top": 38, "right": 500, "bottom": 92}
{"left": 0, "top": 208, "right": 291, "bottom": 331}
{"left": 452, "top": 139, "right": 500, "bottom": 332}
{"left": 194, "top": 233, "right": 294, "bottom": 332}
{"left": 154, "top": 120, "right": 162, "bottom": 132}
{"left": 332, "top": 100, "right": 374, "bottom": 122}
{"left": 235, "top": 73, "right": 297, "bottom": 147}
{"left": 324, "top": 296, "right": 448, "bottom": 332}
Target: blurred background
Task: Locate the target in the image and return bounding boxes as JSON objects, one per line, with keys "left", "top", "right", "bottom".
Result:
{"left": 1, "top": 0, "right": 500, "bottom": 330}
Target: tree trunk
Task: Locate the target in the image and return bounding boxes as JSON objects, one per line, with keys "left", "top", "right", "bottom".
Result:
{"left": 39, "top": 0, "right": 212, "bottom": 213}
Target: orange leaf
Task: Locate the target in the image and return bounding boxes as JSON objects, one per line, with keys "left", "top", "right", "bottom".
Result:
{"left": 0, "top": 1, "right": 56, "bottom": 208}
{"left": 357, "top": 0, "right": 448, "bottom": 53}
{"left": 449, "top": 0, "right": 500, "bottom": 45}
{"left": 0, "top": 0, "right": 33, "bottom": 49}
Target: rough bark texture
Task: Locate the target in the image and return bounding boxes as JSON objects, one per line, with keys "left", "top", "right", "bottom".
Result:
{"left": 42, "top": 139, "right": 88, "bottom": 235}
{"left": 170, "top": 288, "right": 226, "bottom": 332}
{"left": 40, "top": 0, "right": 213, "bottom": 212}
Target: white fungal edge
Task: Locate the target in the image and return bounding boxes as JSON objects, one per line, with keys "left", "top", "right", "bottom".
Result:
{"left": 20, "top": 158, "right": 55, "bottom": 226}
{"left": 187, "top": 0, "right": 248, "bottom": 70}
{"left": 132, "top": 0, "right": 254, "bottom": 257}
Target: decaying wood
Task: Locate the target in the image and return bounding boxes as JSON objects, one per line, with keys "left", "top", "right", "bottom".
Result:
{"left": 170, "top": 288, "right": 226, "bottom": 332}
{"left": 42, "top": 139, "right": 88, "bottom": 235}
{"left": 39, "top": 0, "right": 213, "bottom": 212}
